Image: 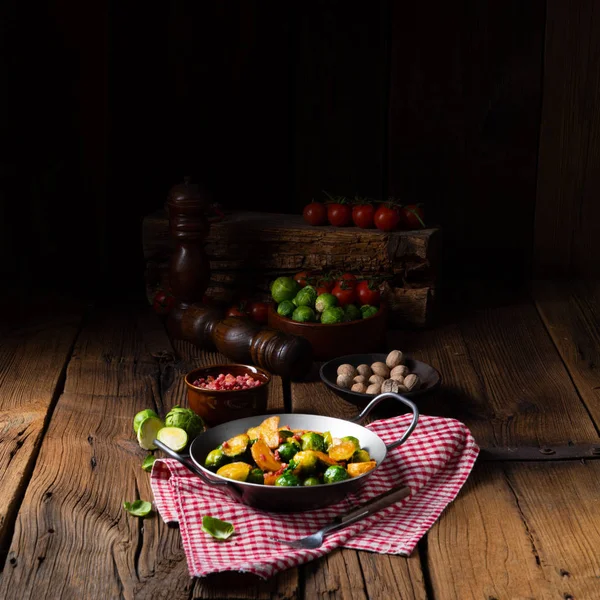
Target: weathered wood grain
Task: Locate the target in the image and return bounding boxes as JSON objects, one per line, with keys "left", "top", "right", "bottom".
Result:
{"left": 427, "top": 460, "right": 600, "bottom": 599}
{"left": 0, "top": 302, "right": 82, "bottom": 559}
{"left": 399, "top": 299, "right": 600, "bottom": 448}
{"left": 290, "top": 367, "right": 428, "bottom": 599}
{"left": 534, "top": 279, "right": 600, "bottom": 430}
{"left": 0, "top": 308, "right": 296, "bottom": 600}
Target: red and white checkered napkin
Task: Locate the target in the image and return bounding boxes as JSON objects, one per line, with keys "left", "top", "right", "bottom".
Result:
{"left": 151, "top": 414, "right": 479, "bottom": 579}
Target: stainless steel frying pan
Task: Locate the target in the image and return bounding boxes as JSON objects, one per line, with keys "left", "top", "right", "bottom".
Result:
{"left": 154, "top": 392, "right": 418, "bottom": 512}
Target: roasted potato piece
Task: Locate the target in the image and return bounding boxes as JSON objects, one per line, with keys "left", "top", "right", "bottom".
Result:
{"left": 251, "top": 439, "right": 282, "bottom": 472}
{"left": 347, "top": 461, "right": 377, "bottom": 477}
{"left": 216, "top": 462, "right": 252, "bottom": 482}
{"left": 328, "top": 441, "right": 357, "bottom": 461}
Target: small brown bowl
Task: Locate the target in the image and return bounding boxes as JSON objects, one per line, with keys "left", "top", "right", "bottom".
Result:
{"left": 267, "top": 303, "right": 388, "bottom": 361}
{"left": 185, "top": 364, "right": 271, "bottom": 427}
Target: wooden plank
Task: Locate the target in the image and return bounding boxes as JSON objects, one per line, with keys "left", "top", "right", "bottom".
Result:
{"left": 399, "top": 299, "right": 600, "bottom": 448}
{"left": 0, "top": 308, "right": 296, "bottom": 600}
{"left": 290, "top": 369, "right": 428, "bottom": 599}
{"left": 427, "top": 460, "right": 600, "bottom": 599}
{"left": 534, "top": 279, "right": 600, "bottom": 431}
{"left": 534, "top": 0, "right": 600, "bottom": 279}
{"left": 0, "top": 299, "right": 82, "bottom": 559}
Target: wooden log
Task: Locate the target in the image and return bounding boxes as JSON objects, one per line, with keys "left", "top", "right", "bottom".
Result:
{"left": 143, "top": 210, "right": 439, "bottom": 326}
{"left": 427, "top": 461, "right": 600, "bottom": 599}
{"left": 0, "top": 299, "right": 82, "bottom": 558}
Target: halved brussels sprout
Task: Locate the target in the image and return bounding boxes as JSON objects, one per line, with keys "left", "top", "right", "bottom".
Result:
{"left": 247, "top": 467, "right": 265, "bottom": 484}
{"left": 347, "top": 461, "right": 377, "bottom": 477}
{"left": 222, "top": 433, "right": 250, "bottom": 458}
{"left": 323, "top": 431, "right": 333, "bottom": 450}
{"left": 292, "top": 451, "right": 319, "bottom": 475}
{"left": 302, "top": 476, "right": 321, "bottom": 486}
{"left": 341, "top": 436, "right": 360, "bottom": 451}
{"left": 328, "top": 441, "right": 357, "bottom": 461}
{"left": 205, "top": 448, "right": 228, "bottom": 471}
{"left": 275, "top": 472, "right": 300, "bottom": 486}
{"left": 277, "top": 442, "right": 300, "bottom": 463}
{"left": 301, "top": 432, "right": 326, "bottom": 452}
{"left": 323, "top": 465, "right": 350, "bottom": 484}
{"left": 216, "top": 462, "right": 251, "bottom": 482}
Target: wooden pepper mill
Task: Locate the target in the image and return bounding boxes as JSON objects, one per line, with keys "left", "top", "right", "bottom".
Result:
{"left": 166, "top": 177, "right": 313, "bottom": 379}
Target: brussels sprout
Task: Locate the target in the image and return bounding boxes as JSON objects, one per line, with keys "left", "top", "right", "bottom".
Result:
{"left": 301, "top": 432, "right": 326, "bottom": 452}
{"left": 271, "top": 277, "right": 300, "bottom": 303}
{"left": 321, "top": 306, "right": 345, "bottom": 325}
{"left": 221, "top": 434, "right": 250, "bottom": 458}
{"left": 315, "top": 312, "right": 322, "bottom": 322}
{"left": 279, "top": 429, "right": 294, "bottom": 440}
{"left": 293, "top": 451, "right": 319, "bottom": 474}
{"left": 302, "top": 477, "right": 321, "bottom": 486}
{"left": 277, "top": 442, "right": 300, "bottom": 463}
{"left": 205, "top": 448, "right": 228, "bottom": 471}
{"left": 323, "top": 465, "right": 350, "bottom": 484}
{"left": 292, "top": 306, "right": 316, "bottom": 323}
{"left": 360, "top": 305, "right": 379, "bottom": 319}
{"left": 315, "top": 293, "right": 337, "bottom": 313}
{"left": 294, "top": 285, "right": 317, "bottom": 308}
{"left": 164, "top": 405, "right": 205, "bottom": 440}
{"left": 323, "top": 431, "right": 333, "bottom": 450}
{"left": 351, "top": 449, "right": 371, "bottom": 463}
{"left": 275, "top": 472, "right": 301, "bottom": 486}
{"left": 328, "top": 441, "right": 357, "bottom": 461}
{"left": 247, "top": 468, "right": 265, "bottom": 484}
{"left": 341, "top": 436, "right": 360, "bottom": 450}
{"left": 277, "top": 300, "right": 296, "bottom": 318}
{"left": 133, "top": 409, "right": 159, "bottom": 434}
{"left": 217, "top": 462, "right": 252, "bottom": 482}
{"left": 344, "top": 304, "right": 361, "bottom": 322}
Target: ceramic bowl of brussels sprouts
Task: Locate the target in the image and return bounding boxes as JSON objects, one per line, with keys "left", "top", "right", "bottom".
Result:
{"left": 153, "top": 392, "right": 418, "bottom": 512}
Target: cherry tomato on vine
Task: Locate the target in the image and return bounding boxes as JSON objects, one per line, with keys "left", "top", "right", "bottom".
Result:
{"left": 327, "top": 203, "right": 352, "bottom": 227}
{"left": 374, "top": 205, "right": 401, "bottom": 231}
{"left": 248, "top": 301, "right": 269, "bottom": 324}
{"left": 153, "top": 289, "right": 175, "bottom": 315}
{"left": 400, "top": 204, "right": 426, "bottom": 229}
{"left": 334, "top": 273, "right": 357, "bottom": 289}
{"left": 303, "top": 202, "right": 328, "bottom": 226}
{"left": 332, "top": 282, "right": 357, "bottom": 307}
{"left": 356, "top": 280, "right": 381, "bottom": 306}
{"left": 352, "top": 204, "right": 375, "bottom": 228}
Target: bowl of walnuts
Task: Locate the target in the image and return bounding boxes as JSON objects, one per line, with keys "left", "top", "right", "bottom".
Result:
{"left": 319, "top": 350, "right": 441, "bottom": 407}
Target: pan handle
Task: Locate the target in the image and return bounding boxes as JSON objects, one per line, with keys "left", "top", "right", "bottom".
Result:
{"left": 350, "top": 392, "right": 419, "bottom": 451}
{"left": 153, "top": 439, "right": 242, "bottom": 502}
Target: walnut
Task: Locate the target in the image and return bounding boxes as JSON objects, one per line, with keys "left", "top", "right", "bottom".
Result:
{"left": 351, "top": 383, "right": 367, "bottom": 393}
{"left": 404, "top": 374, "right": 420, "bottom": 391}
{"left": 336, "top": 374, "right": 354, "bottom": 389}
{"left": 385, "top": 350, "right": 404, "bottom": 369}
{"left": 397, "top": 384, "right": 409, "bottom": 393}
{"left": 390, "top": 375, "right": 405, "bottom": 384}
{"left": 337, "top": 364, "right": 356, "bottom": 377}
{"left": 368, "top": 374, "right": 385, "bottom": 385}
{"left": 390, "top": 365, "right": 409, "bottom": 379}
{"left": 370, "top": 362, "right": 390, "bottom": 378}
{"left": 381, "top": 378, "right": 400, "bottom": 393}
{"left": 356, "top": 364, "right": 372, "bottom": 377}
{"left": 353, "top": 375, "right": 367, "bottom": 384}
{"left": 366, "top": 383, "right": 382, "bottom": 395}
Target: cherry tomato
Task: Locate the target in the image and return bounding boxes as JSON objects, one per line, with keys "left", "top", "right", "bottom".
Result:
{"left": 374, "top": 205, "right": 401, "bottom": 231}
{"left": 356, "top": 280, "right": 381, "bottom": 306}
{"left": 153, "top": 289, "right": 175, "bottom": 315}
{"left": 248, "top": 301, "right": 269, "bottom": 324}
{"left": 294, "top": 271, "right": 314, "bottom": 288}
{"left": 400, "top": 204, "right": 426, "bottom": 229}
{"left": 334, "top": 273, "right": 357, "bottom": 289}
{"left": 303, "top": 202, "right": 328, "bottom": 226}
{"left": 226, "top": 305, "right": 247, "bottom": 318}
{"left": 332, "top": 282, "right": 357, "bottom": 307}
{"left": 352, "top": 204, "right": 375, "bottom": 228}
{"left": 327, "top": 203, "right": 352, "bottom": 227}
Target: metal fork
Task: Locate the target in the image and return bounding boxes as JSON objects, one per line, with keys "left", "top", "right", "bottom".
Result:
{"left": 270, "top": 484, "right": 411, "bottom": 549}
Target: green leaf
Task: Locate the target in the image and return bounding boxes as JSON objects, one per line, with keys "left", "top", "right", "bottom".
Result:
{"left": 123, "top": 500, "right": 152, "bottom": 517}
{"left": 141, "top": 454, "right": 156, "bottom": 472}
{"left": 284, "top": 459, "right": 298, "bottom": 474}
{"left": 201, "top": 515, "right": 235, "bottom": 540}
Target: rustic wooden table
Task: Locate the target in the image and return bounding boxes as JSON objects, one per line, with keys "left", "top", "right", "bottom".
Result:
{"left": 1, "top": 280, "right": 600, "bottom": 599}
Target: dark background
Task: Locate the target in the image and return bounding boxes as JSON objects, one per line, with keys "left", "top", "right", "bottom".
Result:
{"left": 2, "top": 0, "right": 598, "bottom": 295}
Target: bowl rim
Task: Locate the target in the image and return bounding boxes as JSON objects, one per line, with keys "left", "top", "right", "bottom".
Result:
{"left": 319, "top": 353, "right": 442, "bottom": 400}
{"left": 268, "top": 301, "right": 386, "bottom": 328}
{"left": 184, "top": 363, "right": 272, "bottom": 394}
